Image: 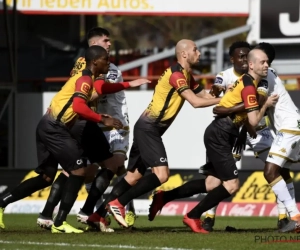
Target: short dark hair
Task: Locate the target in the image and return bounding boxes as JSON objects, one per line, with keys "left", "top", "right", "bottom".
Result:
{"left": 85, "top": 45, "right": 107, "bottom": 64}
{"left": 229, "top": 41, "right": 251, "bottom": 56}
{"left": 255, "top": 42, "right": 276, "bottom": 64}
{"left": 87, "top": 27, "right": 110, "bottom": 41}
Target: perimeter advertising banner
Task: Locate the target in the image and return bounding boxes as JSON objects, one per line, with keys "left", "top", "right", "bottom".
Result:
{"left": 1, "top": 169, "right": 300, "bottom": 216}
{"left": 0, "top": 0, "right": 249, "bottom": 16}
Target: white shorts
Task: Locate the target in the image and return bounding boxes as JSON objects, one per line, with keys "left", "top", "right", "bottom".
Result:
{"left": 246, "top": 127, "right": 273, "bottom": 162}
{"left": 266, "top": 130, "right": 300, "bottom": 168}
{"left": 103, "top": 129, "right": 129, "bottom": 155}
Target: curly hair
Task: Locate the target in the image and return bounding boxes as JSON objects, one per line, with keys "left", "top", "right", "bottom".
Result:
{"left": 229, "top": 41, "right": 251, "bottom": 56}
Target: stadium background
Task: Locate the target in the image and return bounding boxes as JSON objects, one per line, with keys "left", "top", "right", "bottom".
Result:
{"left": 1, "top": 0, "right": 300, "bottom": 216}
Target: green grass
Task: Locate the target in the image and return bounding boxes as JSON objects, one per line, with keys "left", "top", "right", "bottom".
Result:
{"left": 0, "top": 215, "right": 299, "bottom": 250}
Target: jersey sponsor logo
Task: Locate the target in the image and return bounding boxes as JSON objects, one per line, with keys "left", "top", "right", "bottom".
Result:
{"left": 214, "top": 77, "right": 223, "bottom": 84}
{"left": 176, "top": 78, "right": 187, "bottom": 88}
{"left": 247, "top": 95, "right": 257, "bottom": 105}
{"left": 80, "top": 82, "right": 90, "bottom": 95}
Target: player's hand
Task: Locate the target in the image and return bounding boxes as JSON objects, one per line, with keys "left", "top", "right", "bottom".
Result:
{"left": 209, "top": 85, "right": 225, "bottom": 97}
{"left": 101, "top": 117, "right": 123, "bottom": 129}
{"left": 265, "top": 94, "right": 279, "bottom": 107}
{"left": 225, "top": 84, "right": 234, "bottom": 93}
{"left": 129, "top": 79, "right": 151, "bottom": 87}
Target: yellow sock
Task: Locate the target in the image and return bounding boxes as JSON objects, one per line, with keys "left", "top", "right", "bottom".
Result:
{"left": 278, "top": 214, "right": 287, "bottom": 220}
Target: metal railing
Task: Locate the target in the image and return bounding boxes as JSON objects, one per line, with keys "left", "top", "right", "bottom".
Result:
{"left": 118, "top": 25, "right": 252, "bottom": 89}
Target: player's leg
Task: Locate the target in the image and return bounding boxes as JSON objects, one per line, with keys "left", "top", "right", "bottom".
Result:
{"left": 107, "top": 127, "right": 168, "bottom": 227}
{"left": 247, "top": 126, "right": 290, "bottom": 227}
{"left": 37, "top": 171, "right": 68, "bottom": 229}
{"left": 202, "top": 175, "right": 222, "bottom": 231}
{"left": 47, "top": 119, "right": 93, "bottom": 233}
{"left": 184, "top": 122, "right": 236, "bottom": 233}
{"left": 264, "top": 132, "right": 300, "bottom": 233}
{"left": 0, "top": 116, "right": 59, "bottom": 230}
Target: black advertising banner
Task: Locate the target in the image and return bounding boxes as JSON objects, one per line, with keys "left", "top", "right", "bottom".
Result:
{"left": 260, "top": 0, "right": 300, "bottom": 39}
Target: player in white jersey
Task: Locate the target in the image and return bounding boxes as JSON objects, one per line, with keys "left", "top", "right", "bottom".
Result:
{"left": 254, "top": 43, "right": 300, "bottom": 233}
{"left": 214, "top": 42, "right": 300, "bottom": 232}
{"left": 200, "top": 41, "right": 273, "bottom": 231}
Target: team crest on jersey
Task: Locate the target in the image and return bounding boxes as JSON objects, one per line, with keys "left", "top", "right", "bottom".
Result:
{"left": 80, "top": 82, "right": 90, "bottom": 95}
{"left": 106, "top": 69, "right": 118, "bottom": 82}
{"left": 247, "top": 95, "right": 257, "bottom": 105}
{"left": 176, "top": 78, "right": 187, "bottom": 88}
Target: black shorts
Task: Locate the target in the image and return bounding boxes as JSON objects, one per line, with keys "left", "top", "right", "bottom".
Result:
{"left": 70, "top": 119, "right": 112, "bottom": 163}
{"left": 127, "top": 119, "right": 168, "bottom": 175}
{"left": 204, "top": 120, "right": 238, "bottom": 181}
{"left": 35, "top": 114, "right": 85, "bottom": 177}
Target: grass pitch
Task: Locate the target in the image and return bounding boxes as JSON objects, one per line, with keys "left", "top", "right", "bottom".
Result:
{"left": 0, "top": 214, "right": 299, "bottom": 250}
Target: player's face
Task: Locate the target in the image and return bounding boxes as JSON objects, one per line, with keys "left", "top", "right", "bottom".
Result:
{"left": 92, "top": 35, "right": 111, "bottom": 55}
{"left": 253, "top": 53, "right": 269, "bottom": 78}
{"left": 231, "top": 47, "right": 249, "bottom": 75}
{"left": 187, "top": 44, "right": 201, "bottom": 66}
{"left": 95, "top": 55, "right": 110, "bottom": 76}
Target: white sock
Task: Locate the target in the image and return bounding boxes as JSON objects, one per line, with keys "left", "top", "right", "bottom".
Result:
{"left": 287, "top": 182, "right": 295, "bottom": 202}
{"left": 276, "top": 198, "right": 287, "bottom": 217}
{"left": 206, "top": 205, "right": 217, "bottom": 217}
{"left": 272, "top": 179, "right": 299, "bottom": 218}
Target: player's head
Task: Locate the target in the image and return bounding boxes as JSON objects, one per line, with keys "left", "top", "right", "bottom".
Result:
{"left": 229, "top": 41, "right": 251, "bottom": 75}
{"left": 85, "top": 45, "right": 110, "bottom": 76}
{"left": 247, "top": 49, "right": 269, "bottom": 78}
{"left": 175, "top": 39, "right": 201, "bottom": 66}
{"left": 254, "top": 42, "right": 276, "bottom": 66}
{"left": 87, "top": 27, "right": 111, "bottom": 55}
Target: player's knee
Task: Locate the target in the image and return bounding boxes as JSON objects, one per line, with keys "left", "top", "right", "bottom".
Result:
{"left": 223, "top": 178, "right": 239, "bottom": 194}
{"left": 264, "top": 163, "right": 280, "bottom": 183}
{"left": 154, "top": 172, "right": 169, "bottom": 184}
{"left": 205, "top": 176, "right": 221, "bottom": 192}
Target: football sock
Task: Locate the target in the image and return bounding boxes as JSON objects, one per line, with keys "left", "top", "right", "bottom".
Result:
{"left": 126, "top": 200, "right": 135, "bottom": 213}
{"left": 270, "top": 177, "right": 299, "bottom": 218}
{"left": 81, "top": 168, "right": 114, "bottom": 215}
{"left": 0, "top": 174, "right": 51, "bottom": 208}
{"left": 96, "top": 178, "right": 132, "bottom": 217}
{"left": 187, "top": 184, "right": 231, "bottom": 219}
{"left": 118, "top": 173, "right": 161, "bottom": 207}
{"left": 205, "top": 205, "right": 217, "bottom": 218}
{"left": 54, "top": 175, "right": 84, "bottom": 227}
{"left": 41, "top": 173, "right": 68, "bottom": 218}
{"left": 163, "top": 179, "right": 207, "bottom": 204}
{"left": 286, "top": 179, "right": 295, "bottom": 202}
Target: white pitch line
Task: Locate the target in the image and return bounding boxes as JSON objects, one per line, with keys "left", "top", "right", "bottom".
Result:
{"left": 0, "top": 241, "right": 211, "bottom": 250}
